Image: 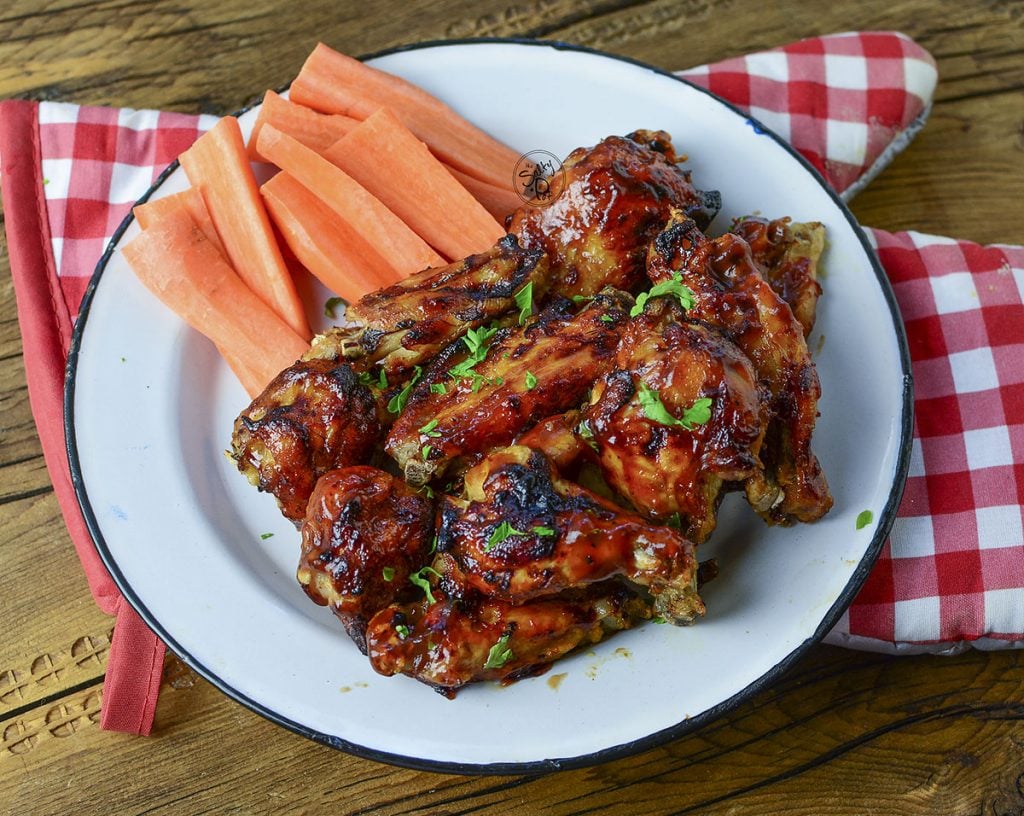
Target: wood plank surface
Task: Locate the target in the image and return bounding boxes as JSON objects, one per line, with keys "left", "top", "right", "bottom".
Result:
{"left": 1, "top": 0, "right": 1022, "bottom": 813}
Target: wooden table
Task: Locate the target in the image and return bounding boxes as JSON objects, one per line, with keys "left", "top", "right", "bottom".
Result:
{"left": 2, "top": 1, "right": 1022, "bottom": 812}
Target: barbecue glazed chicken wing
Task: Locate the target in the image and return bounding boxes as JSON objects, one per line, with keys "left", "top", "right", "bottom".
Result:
{"left": 298, "top": 467, "right": 434, "bottom": 652}
{"left": 386, "top": 290, "right": 632, "bottom": 485}
{"left": 434, "top": 445, "right": 705, "bottom": 624}
{"left": 647, "top": 212, "right": 832, "bottom": 524}
{"left": 365, "top": 582, "right": 648, "bottom": 697}
{"left": 509, "top": 130, "right": 719, "bottom": 298}
{"left": 732, "top": 217, "right": 826, "bottom": 337}
{"left": 583, "top": 300, "right": 768, "bottom": 543}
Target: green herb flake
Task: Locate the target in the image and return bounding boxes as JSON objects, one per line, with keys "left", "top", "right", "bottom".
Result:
{"left": 260, "top": 532, "right": 274, "bottom": 540}
{"left": 409, "top": 566, "right": 441, "bottom": 605}
{"left": 600, "top": 314, "right": 615, "bottom": 323}
{"left": 395, "top": 624, "right": 410, "bottom": 638}
{"left": 429, "top": 535, "right": 438, "bottom": 554}
{"left": 421, "top": 444, "right": 433, "bottom": 460}
{"left": 430, "top": 382, "right": 447, "bottom": 395}
{"left": 637, "top": 383, "right": 712, "bottom": 430}
{"left": 486, "top": 520, "right": 526, "bottom": 551}
{"left": 324, "top": 296, "right": 344, "bottom": 318}
{"left": 483, "top": 633, "right": 515, "bottom": 669}
{"left": 856, "top": 510, "right": 873, "bottom": 530}
{"left": 532, "top": 525, "right": 556, "bottom": 537}
{"left": 419, "top": 419, "right": 441, "bottom": 438}
{"left": 420, "top": 485, "right": 435, "bottom": 500}
{"left": 571, "top": 294, "right": 594, "bottom": 304}
{"left": 378, "top": 368, "right": 388, "bottom": 389}
{"left": 651, "top": 616, "right": 667, "bottom": 625}
{"left": 382, "top": 566, "right": 395, "bottom": 582}
{"left": 514, "top": 281, "right": 534, "bottom": 326}
{"left": 630, "top": 273, "right": 695, "bottom": 317}
{"left": 387, "top": 365, "right": 422, "bottom": 415}
{"left": 525, "top": 371, "right": 538, "bottom": 390}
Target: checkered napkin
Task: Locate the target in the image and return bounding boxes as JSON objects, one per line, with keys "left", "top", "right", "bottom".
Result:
{"left": 2, "top": 31, "right": 1020, "bottom": 738}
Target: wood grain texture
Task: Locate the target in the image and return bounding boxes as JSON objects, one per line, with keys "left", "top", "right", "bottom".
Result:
{"left": 1, "top": 0, "right": 1022, "bottom": 814}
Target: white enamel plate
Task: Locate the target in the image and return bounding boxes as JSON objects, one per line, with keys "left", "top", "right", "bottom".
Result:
{"left": 67, "top": 40, "right": 912, "bottom": 773}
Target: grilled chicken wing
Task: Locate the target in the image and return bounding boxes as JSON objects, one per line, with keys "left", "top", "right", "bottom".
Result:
{"left": 583, "top": 301, "right": 768, "bottom": 543}
{"left": 647, "top": 212, "right": 832, "bottom": 524}
{"left": 230, "top": 360, "right": 383, "bottom": 523}
{"left": 297, "top": 467, "right": 434, "bottom": 652}
{"left": 385, "top": 290, "right": 632, "bottom": 485}
{"left": 732, "top": 217, "right": 825, "bottom": 337}
{"left": 366, "top": 582, "right": 649, "bottom": 697}
{"left": 434, "top": 446, "right": 705, "bottom": 624}
{"left": 508, "top": 130, "right": 719, "bottom": 298}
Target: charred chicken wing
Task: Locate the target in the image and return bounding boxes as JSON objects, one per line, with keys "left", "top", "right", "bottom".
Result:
{"left": 646, "top": 211, "right": 832, "bottom": 524}
{"left": 509, "top": 130, "right": 719, "bottom": 298}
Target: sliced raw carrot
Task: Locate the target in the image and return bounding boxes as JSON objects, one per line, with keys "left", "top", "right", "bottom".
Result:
{"left": 134, "top": 187, "right": 226, "bottom": 257}
{"left": 446, "top": 166, "right": 523, "bottom": 222}
{"left": 262, "top": 171, "right": 403, "bottom": 303}
{"left": 179, "top": 116, "right": 311, "bottom": 340}
{"left": 123, "top": 204, "right": 308, "bottom": 398}
{"left": 324, "top": 108, "right": 503, "bottom": 260}
{"left": 290, "top": 42, "right": 521, "bottom": 189}
{"left": 247, "top": 90, "right": 358, "bottom": 162}
{"left": 256, "top": 124, "right": 444, "bottom": 274}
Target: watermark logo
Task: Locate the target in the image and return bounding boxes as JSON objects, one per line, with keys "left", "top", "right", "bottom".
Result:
{"left": 513, "top": 150, "right": 566, "bottom": 207}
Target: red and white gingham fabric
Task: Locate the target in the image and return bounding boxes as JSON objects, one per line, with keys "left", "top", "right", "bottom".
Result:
{"left": 2, "top": 30, "right": 1021, "bottom": 737}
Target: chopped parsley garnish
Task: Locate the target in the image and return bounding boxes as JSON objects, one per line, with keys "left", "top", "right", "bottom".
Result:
{"left": 577, "top": 419, "right": 598, "bottom": 451}
{"left": 483, "top": 633, "right": 515, "bottom": 669}
{"left": 636, "top": 383, "right": 712, "bottom": 430}
{"left": 387, "top": 365, "right": 422, "bottom": 414}
{"left": 630, "top": 273, "right": 695, "bottom": 317}
{"left": 571, "top": 294, "right": 594, "bottom": 304}
{"left": 378, "top": 368, "right": 388, "bottom": 389}
{"left": 665, "top": 512, "right": 682, "bottom": 530}
{"left": 486, "top": 520, "right": 526, "bottom": 551}
{"left": 409, "top": 566, "right": 441, "bottom": 604}
{"left": 421, "top": 444, "right": 433, "bottom": 460}
{"left": 514, "top": 281, "right": 534, "bottom": 325}
{"left": 382, "top": 567, "right": 395, "bottom": 582}
{"left": 600, "top": 314, "right": 615, "bottom": 323}
{"left": 395, "top": 624, "right": 410, "bottom": 638}
{"left": 525, "top": 371, "right": 538, "bottom": 390}
{"left": 419, "top": 419, "right": 441, "bottom": 437}
{"left": 260, "top": 532, "right": 274, "bottom": 540}
{"left": 448, "top": 325, "right": 498, "bottom": 383}
{"left": 856, "top": 510, "right": 873, "bottom": 530}
{"left": 429, "top": 535, "right": 438, "bottom": 554}
{"left": 324, "top": 296, "right": 344, "bottom": 318}
{"left": 358, "top": 368, "right": 389, "bottom": 390}
{"left": 532, "top": 525, "right": 556, "bottom": 537}
{"left": 430, "top": 382, "right": 447, "bottom": 395}
{"left": 420, "top": 485, "right": 435, "bottom": 499}
{"left": 651, "top": 616, "right": 667, "bottom": 625}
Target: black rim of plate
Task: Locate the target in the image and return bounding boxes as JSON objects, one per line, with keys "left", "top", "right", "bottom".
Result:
{"left": 64, "top": 37, "right": 915, "bottom": 776}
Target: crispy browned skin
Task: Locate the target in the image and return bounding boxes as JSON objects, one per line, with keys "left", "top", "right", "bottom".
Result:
{"left": 385, "top": 290, "right": 632, "bottom": 485}
{"left": 514, "top": 410, "right": 588, "bottom": 473}
{"left": 732, "top": 217, "right": 826, "bottom": 337}
{"left": 230, "top": 361, "right": 382, "bottom": 523}
{"left": 584, "top": 302, "right": 768, "bottom": 543}
{"left": 297, "top": 467, "right": 434, "bottom": 653}
{"left": 308, "top": 234, "right": 548, "bottom": 382}
{"left": 508, "top": 130, "right": 719, "bottom": 298}
{"left": 647, "top": 212, "right": 832, "bottom": 524}
{"left": 365, "top": 582, "right": 649, "bottom": 697}
{"left": 435, "top": 446, "right": 704, "bottom": 624}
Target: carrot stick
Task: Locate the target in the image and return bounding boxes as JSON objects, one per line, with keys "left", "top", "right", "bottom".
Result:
{"left": 261, "top": 171, "right": 404, "bottom": 303}
{"left": 290, "top": 42, "right": 521, "bottom": 189}
{"left": 255, "top": 124, "right": 444, "bottom": 274}
{"left": 134, "top": 187, "right": 226, "bottom": 257}
{"left": 123, "top": 204, "right": 309, "bottom": 398}
{"left": 179, "top": 116, "right": 312, "bottom": 340}
{"left": 247, "top": 90, "right": 358, "bottom": 162}
{"left": 324, "top": 108, "right": 503, "bottom": 260}
{"left": 437, "top": 166, "right": 521, "bottom": 223}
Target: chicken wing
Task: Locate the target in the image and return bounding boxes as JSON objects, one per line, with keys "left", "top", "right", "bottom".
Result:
{"left": 508, "top": 130, "right": 719, "bottom": 298}
{"left": 732, "top": 217, "right": 826, "bottom": 337}
{"left": 434, "top": 446, "right": 705, "bottom": 624}
{"left": 583, "top": 301, "right": 768, "bottom": 543}
{"left": 297, "top": 467, "right": 434, "bottom": 652}
{"left": 385, "top": 290, "right": 632, "bottom": 485}
{"left": 365, "top": 582, "right": 649, "bottom": 697}
{"left": 646, "top": 212, "right": 832, "bottom": 524}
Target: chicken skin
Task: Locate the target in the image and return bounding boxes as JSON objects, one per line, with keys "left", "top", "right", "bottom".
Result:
{"left": 509, "top": 130, "right": 719, "bottom": 298}
{"left": 434, "top": 446, "right": 705, "bottom": 624}
{"left": 584, "top": 301, "right": 768, "bottom": 543}
{"left": 646, "top": 211, "right": 832, "bottom": 524}
{"left": 297, "top": 467, "right": 434, "bottom": 652}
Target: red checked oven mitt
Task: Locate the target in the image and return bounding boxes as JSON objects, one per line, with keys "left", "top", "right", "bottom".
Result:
{"left": 1, "top": 31, "right": 1020, "bottom": 737}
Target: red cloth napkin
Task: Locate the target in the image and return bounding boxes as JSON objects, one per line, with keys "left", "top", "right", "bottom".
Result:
{"left": 2, "top": 31, "right": 1021, "bottom": 738}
